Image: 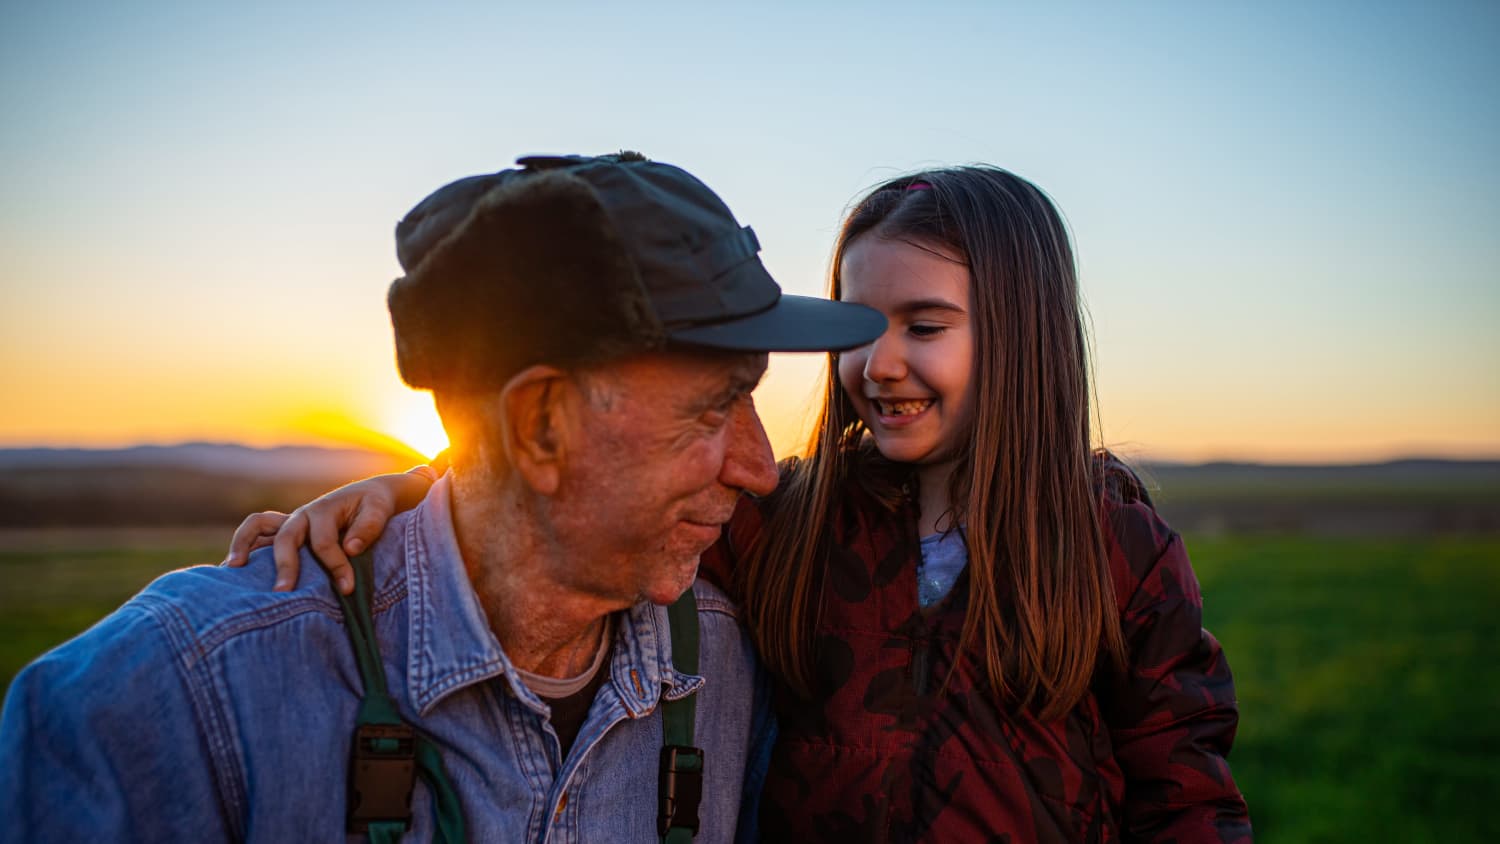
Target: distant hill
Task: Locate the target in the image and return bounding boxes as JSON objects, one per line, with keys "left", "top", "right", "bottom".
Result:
{"left": 1139, "top": 459, "right": 1500, "bottom": 536}
{"left": 0, "top": 443, "right": 420, "bottom": 480}
{"left": 1142, "top": 458, "right": 1500, "bottom": 492}
{"left": 0, "top": 443, "right": 419, "bottom": 528}
{"left": 0, "top": 446, "right": 1496, "bottom": 534}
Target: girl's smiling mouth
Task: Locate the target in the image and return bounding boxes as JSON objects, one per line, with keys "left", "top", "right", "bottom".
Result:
{"left": 873, "top": 397, "right": 935, "bottom": 422}
{"left": 877, "top": 398, "right": 933, "bottom": 415}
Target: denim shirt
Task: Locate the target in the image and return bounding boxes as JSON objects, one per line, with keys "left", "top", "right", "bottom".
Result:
{"left": 0, "top": 477, "right": 772, "bottom": 843}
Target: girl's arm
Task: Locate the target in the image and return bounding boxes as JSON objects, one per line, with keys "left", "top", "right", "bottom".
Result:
{"left": 222, "top": 458, "right": 443, "bottom": 594}
{"left": 1098, "top": 500, "right": 1253, "bottom": 843}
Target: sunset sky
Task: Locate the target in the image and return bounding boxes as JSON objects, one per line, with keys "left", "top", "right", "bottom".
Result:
{"left": 2, "top": 2, "right": 1496, "bottom": 463}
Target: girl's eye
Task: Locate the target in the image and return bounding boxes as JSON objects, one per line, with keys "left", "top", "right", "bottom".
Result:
{"left": 909, "top": 324, "right": 946, "bottom": 338}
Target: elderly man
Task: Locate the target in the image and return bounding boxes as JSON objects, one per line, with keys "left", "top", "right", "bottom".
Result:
{"left": 0, "top": 153, "right": 883, "bottom": 841}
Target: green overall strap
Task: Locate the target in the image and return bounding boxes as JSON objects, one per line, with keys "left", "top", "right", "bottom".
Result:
{"left": 659, "top": 587, "right": 702, "bottom": 842}
{"left": 337, "top": 553, "right": 466, "bottom": 843}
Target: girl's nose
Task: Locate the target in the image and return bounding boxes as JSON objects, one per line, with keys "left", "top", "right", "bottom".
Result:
{"left": 862, "top": 335, "right": 906, "bottom": 383}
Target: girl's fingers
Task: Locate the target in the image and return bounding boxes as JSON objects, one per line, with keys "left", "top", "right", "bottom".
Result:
{"left": 223, "top": 511, "right": 289, "bottom": 567}
{"left": 340, "top": 499, "right": 396, "bottom": 559}
{"left": 270, "top": 510, "right": 312, "bottom": 591}
{"left": 304, "top": 506, "right": 356, "bottom": 596}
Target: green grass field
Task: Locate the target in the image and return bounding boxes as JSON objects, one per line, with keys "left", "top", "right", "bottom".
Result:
{"left": 0, "top": 529, "right": 229, "bottom": 692}
{"left": 1186, "top": 534, "right": 1498, "bottom": 843}
{"left": 2, "top": 529, "right": 1496, "bottom": 841}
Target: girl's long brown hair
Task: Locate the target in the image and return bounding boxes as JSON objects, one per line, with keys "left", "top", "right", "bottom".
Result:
{"left": 736, "top": 166, "right": 1126, "bottom": 719}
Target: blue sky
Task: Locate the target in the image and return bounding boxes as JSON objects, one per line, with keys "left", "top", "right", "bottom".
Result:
{"left": 2, "top": 1, "right": 1496, "bottom": 460}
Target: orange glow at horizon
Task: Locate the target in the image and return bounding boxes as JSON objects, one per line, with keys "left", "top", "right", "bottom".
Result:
{"left": 377, "top": 392, "right": 450, "bottom": 461}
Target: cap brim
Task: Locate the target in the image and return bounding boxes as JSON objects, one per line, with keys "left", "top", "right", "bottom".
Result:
{"left": 666, "top": 295, "right": 885, "bottom": 353}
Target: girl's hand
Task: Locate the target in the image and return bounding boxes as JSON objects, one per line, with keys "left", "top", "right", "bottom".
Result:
{"left": 222, "top": 472, "right": 436, "bottom": 595}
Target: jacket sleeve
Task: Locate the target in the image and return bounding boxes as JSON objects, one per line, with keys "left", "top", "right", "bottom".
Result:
{"left": 1097, "top": 500, "right": 1253, "bottom": 843}
{"left": 0, "top": 603, "right": 235, "bottom": 842}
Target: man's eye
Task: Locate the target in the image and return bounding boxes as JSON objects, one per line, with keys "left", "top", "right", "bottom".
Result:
{"left": 700, "top": 399, "right": 734, "bottom": 427}
{"left": 702, "top": 391, "right": 747, "bottom": 426}
{"left": 699, "top": 408, "right": 730, "bottom": 429}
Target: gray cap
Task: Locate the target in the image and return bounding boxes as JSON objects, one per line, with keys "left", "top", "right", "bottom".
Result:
{"left": 387, "top": 152, "right": 885, "bottom": 391}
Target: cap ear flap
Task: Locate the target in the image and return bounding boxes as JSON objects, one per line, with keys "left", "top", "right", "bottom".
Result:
{"left": 388, "top": 170, "right": 665, "bottom": 392}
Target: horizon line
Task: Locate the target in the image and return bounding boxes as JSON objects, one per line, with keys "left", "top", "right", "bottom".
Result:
{"left": 3, "top": 438, "right": 1498, "bottom": 469}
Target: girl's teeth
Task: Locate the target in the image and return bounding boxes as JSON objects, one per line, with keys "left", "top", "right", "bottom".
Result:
{"left": 881, "top": 399, "right": 932, "bottom": 416}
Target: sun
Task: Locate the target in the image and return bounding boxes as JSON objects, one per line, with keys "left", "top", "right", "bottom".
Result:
{"left": 383, "top": 391, "right": 450, "bottom": 459}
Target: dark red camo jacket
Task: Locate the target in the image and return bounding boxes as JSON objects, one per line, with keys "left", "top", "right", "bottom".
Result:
{"left": 701, "top": 466, "right": 1252, "bottom": 843}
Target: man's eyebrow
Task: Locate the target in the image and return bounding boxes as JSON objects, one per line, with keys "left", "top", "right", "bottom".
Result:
{"left": 693, "top": 366, "right": 764, "bottom": 411}
{"left": 705, "top": 378, "right": 753, "bottom": 408}
{"left": 730, "top": 366, "right": 767, "bottom": 393}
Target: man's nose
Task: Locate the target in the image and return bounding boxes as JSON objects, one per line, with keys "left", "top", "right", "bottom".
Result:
{"left": 720, "top": 396, "right": 778, "bottom": 497}
{"left": 862, "top": 333, "right": 906, "bottom": 383}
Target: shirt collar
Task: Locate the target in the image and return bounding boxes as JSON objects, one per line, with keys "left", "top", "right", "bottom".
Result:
{"left": 401, "top": 475, "right": 703, "bottom": 717}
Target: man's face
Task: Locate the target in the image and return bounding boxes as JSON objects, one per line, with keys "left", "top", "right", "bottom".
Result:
{"left": 547, "top": 350, "right": 778, "bottom": 606}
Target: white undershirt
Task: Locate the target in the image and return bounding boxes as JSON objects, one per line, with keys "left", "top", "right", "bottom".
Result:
{"left": 513, "top": 615, "right": 614, "bottom": 698}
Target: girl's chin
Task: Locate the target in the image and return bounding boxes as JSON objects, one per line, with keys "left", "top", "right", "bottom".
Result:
{"left": 868, "top": 431, "right": 966, "bottom": 470}
{"left": 869, "top": 435, "right": 939, "bottom": 465}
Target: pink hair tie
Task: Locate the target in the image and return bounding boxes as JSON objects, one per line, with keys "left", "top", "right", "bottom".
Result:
{"left": 906, "top": 181, "right": 932, "bottom": 191}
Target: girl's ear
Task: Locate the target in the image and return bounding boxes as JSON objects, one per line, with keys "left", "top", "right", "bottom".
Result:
{"left": 497, "top": 364, "right": 574, "bottom": 495}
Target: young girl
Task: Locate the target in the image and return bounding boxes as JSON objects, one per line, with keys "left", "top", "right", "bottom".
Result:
{"left": 229, "top": 166, "right": 1251, "bottom": 842}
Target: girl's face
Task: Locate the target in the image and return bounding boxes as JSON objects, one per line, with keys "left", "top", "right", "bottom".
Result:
{"left": 837, "top": 235, "right": 975, "bottom": 467}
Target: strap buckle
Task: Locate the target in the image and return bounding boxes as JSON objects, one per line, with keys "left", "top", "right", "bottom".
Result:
{"left": 348, "top": 723, "right": 418, "bottom": 832}
{"left": 657, "top": 744, "right": 704, "bottom": 837}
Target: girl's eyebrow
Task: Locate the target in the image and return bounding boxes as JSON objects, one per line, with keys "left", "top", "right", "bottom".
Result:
{"left": 894, "top": 298, "right": 966, "bottom": 316}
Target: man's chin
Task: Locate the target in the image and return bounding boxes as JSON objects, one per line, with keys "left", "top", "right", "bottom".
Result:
{"left": 642, "top": 558, "right": 702, "bottom": 606}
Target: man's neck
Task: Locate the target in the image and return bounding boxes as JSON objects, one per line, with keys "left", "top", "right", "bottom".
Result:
{"left": 448, "top": 471, "right": 619, "bottom": 679}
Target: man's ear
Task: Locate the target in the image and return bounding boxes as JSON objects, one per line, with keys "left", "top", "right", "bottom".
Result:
{"left": 497, "top": 364, "right": 576, "bottom": 496}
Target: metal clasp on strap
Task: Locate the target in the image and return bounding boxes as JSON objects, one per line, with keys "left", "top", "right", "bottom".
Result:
{"left": 657, "top": 744, "right": 704, "bottom": 837}
{"left": 348, "top": 722, "right": 418, "bottom": 832}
